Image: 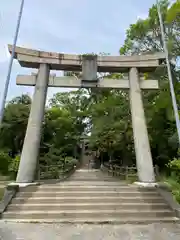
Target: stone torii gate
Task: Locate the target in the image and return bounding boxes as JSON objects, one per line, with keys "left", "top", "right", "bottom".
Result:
{"left": 8, "top": 45, "right": 165, "bottom": 184}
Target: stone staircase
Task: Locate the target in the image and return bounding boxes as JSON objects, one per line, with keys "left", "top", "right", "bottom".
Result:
{"left": 1, "top": 169, "right": 179, "bottom": 223}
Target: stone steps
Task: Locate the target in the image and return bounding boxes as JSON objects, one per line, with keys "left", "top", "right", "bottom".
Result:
{"left": 68, "top": 170, "right": 118, "bottom": 181}
{"left": 3, "top": 217, "right": 179, "bottom": 224}
{"left": 7, "top": 202, "right": 170, "bottom": 211}
{"left": 41, "top": 181, "right": 125, "bottom": 186}
{"left": 24, "top": 185, "right": 157, "bottom": 191}
{"left": 3, "top": 209, "right": 175, "bottom": 220}
{"left": 2, "top": 170, "right": 179, "bottom": 223}
{"left": 15, "top": 191, "right": 161, "bottom": 198}
{"left": 11, "top": 196, "right": 167, "bottom": 204}
{"left": 68, "top": 177, "right": 117, "bottom": 181}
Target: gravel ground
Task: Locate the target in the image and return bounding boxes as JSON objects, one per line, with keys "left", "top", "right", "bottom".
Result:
{"left": 0, "top": 222, "right": 180, "bottom": 240}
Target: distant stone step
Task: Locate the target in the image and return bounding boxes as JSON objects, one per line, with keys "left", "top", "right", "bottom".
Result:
{"left": 7, "top": 202, "right": 170, "bottom": 211}
{"left": 68, "top": 178, "right": 118, "bottom": 181}
{"left": 3, "top": 217, "right": 179, "bottom": 224}
{"left": 15, "top": 191, "right": 161, "bottom": 198}
{"left": 11, "top": 196, "right": 166, "bottom": 204}
{"left": 44, "top": 181, "right": 126, "bottom": 186}
{"left": 25, "top": 185, "right": 158, "bottom": 192}
{"left": 2, "top": 209, "right": 175, "bottom": 220}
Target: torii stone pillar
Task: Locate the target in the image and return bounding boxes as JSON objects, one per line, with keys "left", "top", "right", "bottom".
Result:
{"left": 16, "top": 63, "right": 50, "bottom": 183}
{"left": 129, "top": 68, "right": 155, "bottom": 183}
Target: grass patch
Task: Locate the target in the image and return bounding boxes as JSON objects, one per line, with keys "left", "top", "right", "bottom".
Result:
{"left": 0, "top": 175, "right": 10, "bottom": 181}
{"left": 125, "top": 176, "right": 138, "bottom": 184}
{"left": 0, "top": 188, "right": 5, "bottom": 201}
{"left": 160, "top": 175, "right": 180, "bottom": 204}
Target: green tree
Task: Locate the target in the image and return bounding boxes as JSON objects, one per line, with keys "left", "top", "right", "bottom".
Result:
{"left": 0, "top": 94, "right": 31, "bottom": 157}
{"left": 40, "top": 90, "right": 89, "bottom": 168}
{"left": 119, "top": 0, "right": 180, "bottom": 167}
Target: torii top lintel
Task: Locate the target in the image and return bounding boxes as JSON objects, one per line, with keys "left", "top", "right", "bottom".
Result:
{"left": 8, "top": 44, "right": 166, "bottom": 73}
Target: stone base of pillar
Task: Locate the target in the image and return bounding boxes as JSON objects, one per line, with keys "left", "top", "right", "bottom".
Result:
{"left": 8, "top": 182, "right": 40, "bottom": 188}
{"left": 133, "top": 182, "right": 158, "bottom": 187}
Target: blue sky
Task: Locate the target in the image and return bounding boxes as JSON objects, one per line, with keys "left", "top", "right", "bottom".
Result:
{"left": 0, "top": 0, "right": 173, "bottom": 104}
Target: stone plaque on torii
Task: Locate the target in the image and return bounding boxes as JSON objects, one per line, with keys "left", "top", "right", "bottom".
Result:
{"left": 8, "top": 44, "right": 165, "bottom": 184}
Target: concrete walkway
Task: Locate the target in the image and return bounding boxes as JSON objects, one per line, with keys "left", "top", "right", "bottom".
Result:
{"left": 0, "top": 222, "right": 180, "bottom": 239}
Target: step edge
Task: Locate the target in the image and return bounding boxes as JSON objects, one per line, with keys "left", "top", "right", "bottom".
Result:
{"left": 13, "top": 196, "right": 163, "bottom": 199}
{"left": 3, "top": 209, "right": 174, "bottom": 214}
{"left": 9, "top": 203, "right": 168, "bottom": 206}
{"left": 17, "top": 191, "right": 160, "bottom": 194}
{"left": 2, "top": 218, "right": 179, "bottom": 224}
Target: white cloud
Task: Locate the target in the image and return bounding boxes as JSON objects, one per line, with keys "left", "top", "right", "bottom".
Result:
{"left": 176, "top": 56, "right": 180, "bottom": 69}
{"left": 137, "top": 13, "right": 148, "bottom": 20}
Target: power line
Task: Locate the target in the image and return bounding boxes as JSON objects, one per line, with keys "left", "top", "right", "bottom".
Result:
{"left": 0, "top": 0, "right": 25, "bottom": 125}
{"left": 156, "top": 0, "right": 180, "bottom": 145}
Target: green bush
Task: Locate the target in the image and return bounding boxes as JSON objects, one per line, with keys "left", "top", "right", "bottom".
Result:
{"left": 64, "top": 157, "right": 78, "bottom": 167}
{"left": 167, "top": 158, "right": 180, "bottom": 181}
{"left": 172, "top": 189, "right": 180, "bottom": 203}
{"left": 0, "top": 188, "right": 5, "bottom": 201}
{"left": 0, "top": 151, "right": 11, "bottom": 175}
{"left": 40, "top": 156, "right": 78, "bottom": 180}
{"left": 164, "top": 176, "right": 180, "bottom": 204}
{"left": 8, "top": 155, "right": 20, "bottom": 179}
{"left": 166, "top": 157, "right": 180, "bottom": 204}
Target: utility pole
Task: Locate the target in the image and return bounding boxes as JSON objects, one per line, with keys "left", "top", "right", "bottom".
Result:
{"left": 156, "top": 0, "right": 180, "bottom": 145}
{"left": 0, "top": 0, "right": 25, "bottom": 125}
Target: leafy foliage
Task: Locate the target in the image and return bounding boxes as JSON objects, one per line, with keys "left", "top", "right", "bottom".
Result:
{"left": 0, "top": 151, "right": 11, "bottom": 175}
{"left": 0, "top": 94, "right": 31, "bottom": 158}
{"left": 8, "top": 155, "right": 20, "bottom": 179}
{"left": 167, "top": 158, "right": 180, "bottom": 181}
